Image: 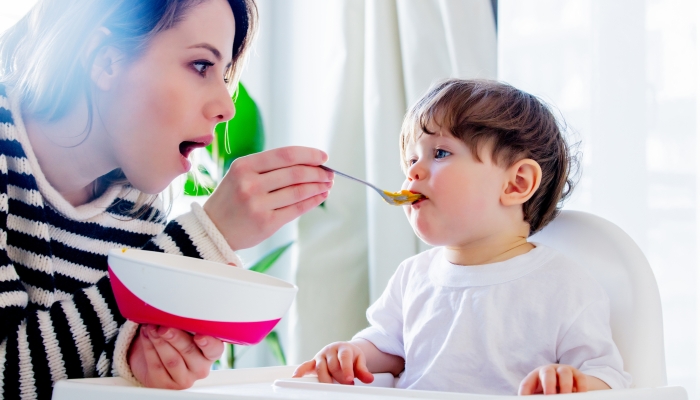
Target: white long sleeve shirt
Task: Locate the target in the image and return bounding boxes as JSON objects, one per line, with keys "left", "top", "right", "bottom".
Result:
{"left": 354, "top": 244, "right": 632, "bottom": 395}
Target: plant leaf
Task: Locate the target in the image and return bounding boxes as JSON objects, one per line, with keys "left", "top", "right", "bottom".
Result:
{"left": 264, "top": 331, "right": 286, "bottom": 365}
{"left": 208, "top": 82, "right": 265, "bottom": 175}
{"left": 184, "top": 165, "right": 217, "bottom": 196}
{"left": 248, "top": 242, "right": 293, "bottom": 274}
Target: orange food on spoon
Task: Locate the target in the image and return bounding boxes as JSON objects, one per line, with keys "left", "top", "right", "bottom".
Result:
{"left": 382, "top": 190, "right": 426, "bottom": 205}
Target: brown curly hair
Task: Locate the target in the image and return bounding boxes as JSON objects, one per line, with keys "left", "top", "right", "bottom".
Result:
{"left": 400, "top": 79, "right": 578, "bottom": 235}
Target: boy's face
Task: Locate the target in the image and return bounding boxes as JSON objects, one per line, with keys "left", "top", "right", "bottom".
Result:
{"left": 402, "top": 121, "right": 511, "bottom": 247}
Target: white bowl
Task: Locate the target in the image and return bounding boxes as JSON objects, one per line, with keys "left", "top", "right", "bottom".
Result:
{"left": 107, "top": 248, "right": 297, "bottom": 345}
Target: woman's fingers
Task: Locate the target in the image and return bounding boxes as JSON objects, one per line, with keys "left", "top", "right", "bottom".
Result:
{"left": 147, "top": 326, "right": 195, "bottom": 388}
{"left": 193, "top": 335, "right": 224, "bottom": 361}
{"left": 272, "top": 192, "right": 329, "bottom": 226}
{"left": 245, "top": 147, "right": 328, "bottom": 174}
{"left": 261, "top": 165, "right": 333, "bottom": 193}
{"left": 156, "top": 327, "right": 212, "bottom": 381}
{"left": 292, "top": 360, "right": 316, "bottom": 378}
{"left": 267, "top": 182, "right": 332, "bottom": 210}
{"left": 139, "top": 325, "right": 178, "bottom": 388}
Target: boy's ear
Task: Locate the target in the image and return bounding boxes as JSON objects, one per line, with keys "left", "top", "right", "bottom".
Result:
{"left": 501, "top": 159, "right": 542, "bottom": 206}
{"left": 85, "top": 28, "right": 125, "bottom": 91}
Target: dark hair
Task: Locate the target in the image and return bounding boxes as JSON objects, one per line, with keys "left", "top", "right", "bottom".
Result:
{"left": 0, "top": 0, "right": 257, "bottom": 121}
{"left": 0, "top": 0, "right": 258, "bottom": 215}
{"left": 400, "top": 79, "right": 579, "bottom": 234}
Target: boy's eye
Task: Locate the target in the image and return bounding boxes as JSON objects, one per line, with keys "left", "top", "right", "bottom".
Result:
{"left": 435, "top": 149, "right": 451, "bottom": 159}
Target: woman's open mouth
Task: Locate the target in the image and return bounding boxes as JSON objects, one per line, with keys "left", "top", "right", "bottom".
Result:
{"left": 178, "top": 135, "right": 214, "bottom": 172}
{"left": 179, "top": 141, "right": 207, "bottom": 158}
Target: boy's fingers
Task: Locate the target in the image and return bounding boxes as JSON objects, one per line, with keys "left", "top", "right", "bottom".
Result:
{"left": 518, "top": 369, "right": 540, "bottom": 395}
{"left": 292, "top": 360, "right": 316, "bottom": 378}
{"left": 193, "top": 335, "right": 225, "bottom": 361}
{"left": 556, "top": 366, "right": 574, "bottom": 393}
{"left": 315, "top": 357, "right": 333, "bottom": 384}
{"left": 573, "top": 370, "right": 589, "bottom": 393}
{"left": 336, "top": 347, "right": 356, "bottom": 384}
{"left": 540, "top": 366, "right": 558, "bottom": 395}
{"left": 354, "top": 352, "right": 374, "bottom": 384}
{"left": 325, "top": 351, "right": 346, "bottom": 383}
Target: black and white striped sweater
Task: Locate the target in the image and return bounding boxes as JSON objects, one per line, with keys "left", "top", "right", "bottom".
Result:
{"left": 0, "top": 87, "right": 241, "bottom": 399}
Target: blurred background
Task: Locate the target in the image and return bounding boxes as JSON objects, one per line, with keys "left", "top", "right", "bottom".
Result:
{"left": 1, "top": 0, "right": 697, "bottom": 397}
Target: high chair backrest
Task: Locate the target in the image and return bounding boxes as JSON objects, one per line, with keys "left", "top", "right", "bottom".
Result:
{"left": 530, "top": 210, "right": 666, "bottom": 388}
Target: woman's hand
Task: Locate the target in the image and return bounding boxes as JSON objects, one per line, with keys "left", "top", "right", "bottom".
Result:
{"left": 128, "top": 324, "right": 223, "bottom": 390}
{"left": 204, "top": 146, "right": 333, "bottom": 251}
{"left": 292, "top": 341, "right": 375, "bottom": 385}
{"left": 518, "top": 364, "right": 610, "bottom": 395}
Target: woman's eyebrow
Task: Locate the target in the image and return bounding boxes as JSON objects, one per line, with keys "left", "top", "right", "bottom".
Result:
{"left": 188, "top": 43, "right": 222, "bottom": 61}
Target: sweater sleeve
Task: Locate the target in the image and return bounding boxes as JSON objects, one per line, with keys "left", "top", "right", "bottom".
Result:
{"left": 0, "top": 224, "right": 128, "bottom": 400}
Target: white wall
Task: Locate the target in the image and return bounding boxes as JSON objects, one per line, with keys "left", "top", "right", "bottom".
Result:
{"left": 499, "top": 0, "right": 698, "bottom": 396}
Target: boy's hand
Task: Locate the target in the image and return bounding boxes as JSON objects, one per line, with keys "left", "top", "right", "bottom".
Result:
{"left": 128, "top": 324, "right": 223, "bottom": 389}
{"left": 519, "top": 364, "right": 590, "bottom": 395}
{"left": 292, "top": 341, "right": 374, "bottom": 385}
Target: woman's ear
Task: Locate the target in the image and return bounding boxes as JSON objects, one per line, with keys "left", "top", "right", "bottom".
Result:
{"left": 501, "top": 159, "right": 542, "bottom": 206}
{"left": 85, "top": 28, "right": 124, "bottom": 91}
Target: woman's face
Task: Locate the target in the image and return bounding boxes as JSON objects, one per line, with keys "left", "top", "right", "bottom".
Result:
{"left": 98, "top": 0, "right": 236, "bottom": 194}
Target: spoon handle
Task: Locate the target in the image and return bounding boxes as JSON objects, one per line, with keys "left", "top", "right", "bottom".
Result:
{"left": 319, "top": 165, "right": 382, "bottom": 192}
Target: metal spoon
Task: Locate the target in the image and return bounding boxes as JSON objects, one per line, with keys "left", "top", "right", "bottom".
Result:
{"left": 320, "top": 165, "right": 426, "bottom": 206}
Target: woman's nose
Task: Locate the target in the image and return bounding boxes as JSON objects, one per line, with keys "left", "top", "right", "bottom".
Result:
{"left": 206, "top": 86, "right": 236, "bottom": 123}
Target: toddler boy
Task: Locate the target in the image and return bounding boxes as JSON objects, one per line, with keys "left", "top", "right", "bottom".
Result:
{"left": 294, "top": 79, "right": 632, "bottom": 395}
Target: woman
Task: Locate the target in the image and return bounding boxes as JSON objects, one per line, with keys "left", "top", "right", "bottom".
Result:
{"left": 0, "top": 0, "right": 333, "bottom": 397}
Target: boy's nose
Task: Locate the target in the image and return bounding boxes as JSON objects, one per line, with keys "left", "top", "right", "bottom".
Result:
{"left": 406, "top": 161, "right": 426, "bottom": 181}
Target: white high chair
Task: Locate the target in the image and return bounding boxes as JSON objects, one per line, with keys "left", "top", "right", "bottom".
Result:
{"left": 53, "top": 211, "right": 687, "bottom": 399}
{"left": 529, "top": 210, "right": 666, "bottom": 388}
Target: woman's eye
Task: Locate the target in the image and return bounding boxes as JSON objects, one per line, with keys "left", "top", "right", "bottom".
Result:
{"left": 435, "top": 149, "right": 451, "bottom": 159}
{"left": 193, "top": 60, "right": 214, "bottom": 76}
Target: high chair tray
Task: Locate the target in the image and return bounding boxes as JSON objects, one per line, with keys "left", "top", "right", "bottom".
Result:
{"left": 52, "top": 366, "right": 687, "bottom": 400}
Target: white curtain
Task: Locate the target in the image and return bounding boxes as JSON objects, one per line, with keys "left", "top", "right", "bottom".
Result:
{"left": 498, "top": 0, "right": 698, "bottom": 396}
{"left": 238, "top": 0, "right": 496, "bottom": 365}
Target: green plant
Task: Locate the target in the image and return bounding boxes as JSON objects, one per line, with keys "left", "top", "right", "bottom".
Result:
{"left": 184, "top": 82, "right": 264, "bottom": 196}
{"left": 215, "top": 242, "right": 294, "bottom": 369}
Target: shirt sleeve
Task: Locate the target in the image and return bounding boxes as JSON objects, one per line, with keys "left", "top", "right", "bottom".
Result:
{"left": 557, "top": 299, "right": 633, "bottom": 389}
{"left": 352, "top": 264, "right": 406, "bottom": 359}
